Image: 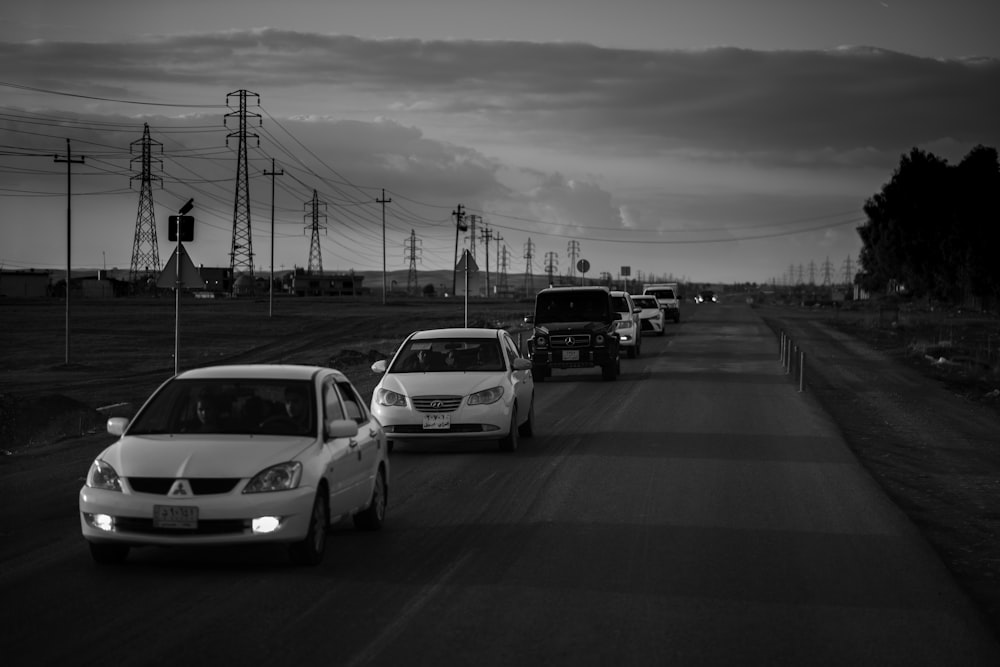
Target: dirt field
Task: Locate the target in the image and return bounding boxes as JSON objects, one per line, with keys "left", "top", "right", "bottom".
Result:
{"left": 2, "top": 294, "right": 999, "bottom": 639}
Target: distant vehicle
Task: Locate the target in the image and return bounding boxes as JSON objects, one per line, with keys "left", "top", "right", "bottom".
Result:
{"left": 370, "top": 328, "right": 535, "bottom": 452}
{"left": 610, "top": 290, "right": 642, "bottom": 357}
{"left": 642, "top": 283, "right": 681, "bottom": 323}
{"left": 695, "top": 290, "right": 718, "bottom": 304}
{"left": 631, "top": 294, "right": 665, "bottom": 336}
{"left": 79, "top": 364, "right": 389, "bottom": 566}
{"left": 525, "top": 285, "right": 621, "bottom": 381}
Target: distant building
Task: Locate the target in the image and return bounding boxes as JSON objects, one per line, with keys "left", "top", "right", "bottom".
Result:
{"left": 290, "top": 270, "right": 367, "bottom": 297}
{"left": 0, "top": 269, "right": 50, "bottom": 298}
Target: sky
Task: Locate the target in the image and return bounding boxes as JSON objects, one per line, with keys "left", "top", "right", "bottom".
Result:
{"left": 1, "top": 0, "right": 998, "bottom": 287}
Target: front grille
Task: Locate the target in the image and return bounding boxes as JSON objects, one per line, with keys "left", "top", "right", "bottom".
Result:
{"left": 126, "top": 478, "right": 241, "bottom": 495}
{"left": 550, "top": 334, "right": 591, "bottom": 348}
{"left": 411, "top": 395, "right": 463, "bottom": 413}
{"left": 113, "top": 517, "right": 249, "bottom": 536}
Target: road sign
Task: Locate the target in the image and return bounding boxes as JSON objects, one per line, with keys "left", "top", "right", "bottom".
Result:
{"left": 168, "top": 215, "right": 194, "bottom": 242}
{"left": 620, "top": 266, "right": 631, "bottom": 277}
{"left": 455, "top": 251, "right": 479, "bottom": 273}
{"left": 157, "top": 243, "right": 203, "bottom": 289}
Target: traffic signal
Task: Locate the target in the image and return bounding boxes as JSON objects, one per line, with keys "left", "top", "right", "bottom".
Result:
{"left": 168, "top": 215, "right": 194, "bottom": 242}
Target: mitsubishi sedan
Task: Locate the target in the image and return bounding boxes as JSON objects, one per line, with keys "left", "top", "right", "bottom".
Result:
{"left": 370, "top": 328, "right": 534, "bottom": 452}
{"left": 79, "top": 364, "right": 389, "bottom": 566}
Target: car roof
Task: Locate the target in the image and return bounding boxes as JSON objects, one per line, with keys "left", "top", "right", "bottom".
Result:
{"left": 609, "top": 290, "right": 632, "bottom": 297}
{"left": 407, "top": 327, "right": 503, "bottom": 340}
{"left": 175, "top": 364, "right": 339, "bottom": 382}
{"left": 538, "top": 286, "right": 609, "bottom": 293}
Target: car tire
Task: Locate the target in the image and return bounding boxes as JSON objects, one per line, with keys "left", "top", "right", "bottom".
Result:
{"left": 627, "top": 345, "right": 636, "bottom": 359}
{"left": 499, "top": 411, "right": 519, "bottom": 451}
{"left": 289, "top": 490, "right": 328, "bottom": 566}
{"left": 602, "top": 359, "right": 618, "bottom": 381}
{"left": 531, "top": 366, "right": 548, "bottom": 382}
{"left": 353, "top": 467, "right": 387, "bottom": 531}
{"left": 89, "top": 542, "right": 129, "bottom": 565}
{"left": 518, "top": 397, "right": 534, "bottom": 437}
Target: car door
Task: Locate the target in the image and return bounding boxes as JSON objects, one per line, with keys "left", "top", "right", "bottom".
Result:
{"left": 333, "top": 379, "right": 382, "bottom": 508}
{"left": 321, "top": 380, "right": 356, "bottom": 515}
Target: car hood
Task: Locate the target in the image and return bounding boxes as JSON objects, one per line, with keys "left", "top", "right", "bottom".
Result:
{"left": 533, "top": 321, "right": 612, "bottom": 333}
{"left": 99, "top": 435, "right": 315, "bottom": 478}
{"left": 380, "top": 372, "right": 507, "bottom": 397}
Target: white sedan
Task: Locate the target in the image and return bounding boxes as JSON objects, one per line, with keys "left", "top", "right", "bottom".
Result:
{"left": 370, "top": 328, "right": 535, "bottom": 452}
{"left": 631, "top": 294, "right": 666, "bottom": 336}
{"left": 79, "top": 364, "right": 389, "bottom": 566}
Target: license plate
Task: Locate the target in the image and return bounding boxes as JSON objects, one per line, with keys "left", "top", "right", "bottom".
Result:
{"left": 422, "top": 413, "right": 451, "bottom": 430}
{"left": 562, "top": 350, "right": 580, "bottom": 361}
{"left": 153, "top": 505, "right": 198, "bottom": 529}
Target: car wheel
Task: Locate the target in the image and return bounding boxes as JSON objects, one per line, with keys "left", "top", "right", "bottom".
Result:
{"left": 518, "top": 397, "right": 534, "bottom": 437}
{"left": 353, "top": 467, "right": 387, "bottom": 531}
{"left": 499, "top": 411, "right": 519, "bottom": 451}
{"left": 627, "top": 345, "right": 636, "bottom": 359}
{"left": 289, "top": 490, "right": 328, "bottom": 566}
{"left": 531, "top": 367, "right": 547, "bottom": 382}
{"left": 602, "top": 359, "right": 618, "bottom": 381}
{"left": 89, "top": 542, "right": 129, "bottom": 565}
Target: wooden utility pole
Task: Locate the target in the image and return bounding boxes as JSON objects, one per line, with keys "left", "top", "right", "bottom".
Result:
{"left": 377, "top": 189, "right": 392, "bottom": 304}
{"left": 54, "top": 139, "right": 84, "bottom": 366}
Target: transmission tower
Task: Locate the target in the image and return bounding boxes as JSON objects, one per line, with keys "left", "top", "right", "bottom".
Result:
{"left": 842, "top": 255, "right": 855, "bottom": 286}
{"left": 405, "top": 229, "right": 421, "bottom": 294}
{"left": 821, "top": 257, "right": 834, "bottom": 285}
{"left": 225, "top": 89, "right": 261, "bottom": 294}
{"left": 494, "top": 234, "right": 506, "bottom": 295}
{"left": 545, "top": 251, "right": 558, "bottom": 286}
{"left": 567, "top": 240, "right": 580, "bottom": 280}
{"left": 523, "top": 238, "right": 535, "bottom": 296}
{"left": 129, "top": 123, "right": 162, "bottom": 284}
{"left": 304, "top": 189, "right": 327, "bottom": 273}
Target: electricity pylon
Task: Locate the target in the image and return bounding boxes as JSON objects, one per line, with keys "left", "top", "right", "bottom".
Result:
{"left": 225, "top": 89, "right": 261, "bottom": 295}
{"left": 129, "top": 123, "right": 162, "bottom": 285}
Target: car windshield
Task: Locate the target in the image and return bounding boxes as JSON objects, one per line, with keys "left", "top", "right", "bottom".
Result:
{"left": 126, "top": 378, "right": 316, "bottom": 437}
{"left": 646, "top": 289, "right": 675, "bottom": 299}
{"left": 633, "top": 297, "right": 657, "bottom": 307}
{"left": 390, "top": 338, "right": 505, "bottom": 373}
{"left": 610, "top": 296, "right": 631, "bottom": 312}
{"left": 535, "top": 291, "right": 610, "bottom": 324}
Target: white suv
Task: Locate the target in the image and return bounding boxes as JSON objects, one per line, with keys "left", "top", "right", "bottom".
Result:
{"left": 610, "top": 291, "right": 642, "bottom": 358}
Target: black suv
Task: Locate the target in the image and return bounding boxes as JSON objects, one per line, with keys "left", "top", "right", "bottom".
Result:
{"left": 525, "top": 286, "right": 621, "bottom": 381}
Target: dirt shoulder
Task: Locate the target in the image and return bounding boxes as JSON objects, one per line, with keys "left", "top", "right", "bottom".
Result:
{"left": 757, "top": 305, "right": 1000, "bottom": 640}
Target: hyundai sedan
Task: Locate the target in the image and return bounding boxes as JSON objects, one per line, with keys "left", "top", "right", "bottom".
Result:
{"left": 79, "top": 364, "right": 389, "bottom": 566}
{"left": 370, "top": 328, "right": 534, "bottom": 452}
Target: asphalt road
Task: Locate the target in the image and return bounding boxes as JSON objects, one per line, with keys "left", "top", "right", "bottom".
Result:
{"left": 2, "top": 302, "right": 998, "bottom": 666}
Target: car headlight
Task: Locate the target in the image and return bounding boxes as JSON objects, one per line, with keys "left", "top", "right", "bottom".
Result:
{"left": 594, "top": 334, "right": 607, "bottom": 345}
{"left": 375, "top": 387, "right": 407, "bottom": 407}
{"left": 534, "top": 335, "right": 548, "bottom": 349}
{"left": 86, "top": 459, "right": 122, "bottom": 492}
{"left": 614, "top": 320, "right": 631, "bottom": 331}
{"left": 244, "top": 462, "right": 303, "bottom": 494}
{"left": 468, "top": 386, "right": 504, "bottom": 405}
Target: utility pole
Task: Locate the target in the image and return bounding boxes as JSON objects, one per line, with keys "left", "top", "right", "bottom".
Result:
{"left": 481, "top": 225, "right": 493, "bottom": 297}
{"left": 494, "top": 233, "right": 505, "bottom": 296}
{"left": 54, "top": 139, "right": 84, "bottom": 366}
{"left": 523, "top": 238, "right": 535, "bottom": 296}
{"left": 451, "top": 204, "right": 467, "bottom": 297}
{"left": 263, "top": 159, "right": 284, "bottom": 317}
{"left": 129, "top": 123, "right": 162, "bottom": 286}
{"left": 225, "top": 89, "right": 261, "bottom": 295}
{"left": 377, "top": 189, "right": 392, "bottom": 304}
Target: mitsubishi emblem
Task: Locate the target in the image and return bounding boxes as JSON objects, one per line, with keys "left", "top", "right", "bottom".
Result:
{"left": 430, "top": 400, "right": 444, "bottom": 409}
{"left": 168, "top": 479, "right": 192, "bottom": 496}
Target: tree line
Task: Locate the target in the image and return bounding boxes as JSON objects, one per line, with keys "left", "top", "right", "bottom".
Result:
{"left": 858, "top": 144, "right": 1000, "bottom": 309}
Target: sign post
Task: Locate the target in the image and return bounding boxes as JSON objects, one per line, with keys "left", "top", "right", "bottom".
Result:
{"left": 162, "top": 201, "right": 198, "bottom": 375}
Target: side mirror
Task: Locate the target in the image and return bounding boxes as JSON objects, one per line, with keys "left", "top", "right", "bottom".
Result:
{"left": 107, "top": 417, "right": 130, "bottom": 436}
{"left": 512, "top": 358, "right": 533, "bottom": 371}
{"left": 325, "top": 418, "right": 359, "bottom": 440}
{"left": 371, "top": 359, "right": 388, "bottom": 374}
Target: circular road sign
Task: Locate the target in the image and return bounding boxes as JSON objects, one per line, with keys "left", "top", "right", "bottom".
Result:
{"left": 576, "top": 259, "right": 590, "bottom": 273}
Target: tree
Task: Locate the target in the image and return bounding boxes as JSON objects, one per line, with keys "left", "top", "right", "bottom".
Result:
{"left": 858, "top": 145, "right": 1000, "bottom": 306}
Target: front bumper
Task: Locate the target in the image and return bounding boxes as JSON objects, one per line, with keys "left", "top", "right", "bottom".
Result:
{"left": 79, "top": 485, "right": 316, "bottom": 547}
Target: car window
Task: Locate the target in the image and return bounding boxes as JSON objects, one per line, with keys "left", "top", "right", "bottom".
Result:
{"left": 323, "top": 382, "right": 346, "bottom": 422}
{"left": 335, "top": 380, "right": 367, "bottom": 423}
{"left": 390, "top": 338, "right": 505, "bottom": 372}
{"left": 535, "top": 291, "right": 610, "bottom": 323}
{"left": 611, "top": 296, "right": 629, "bottom": 312}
